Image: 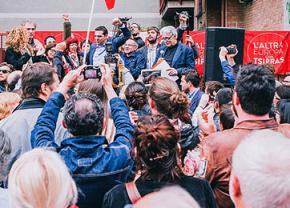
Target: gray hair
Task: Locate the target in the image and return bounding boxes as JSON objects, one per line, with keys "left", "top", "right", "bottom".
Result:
{"left": 160, "top": 26, "right": 177, "bottom": 37}
{"left": 231, "top": 130, "right": 290, "bottom": 208}
{"left": 21, "top": 19, "right": 37, "bottom": 29}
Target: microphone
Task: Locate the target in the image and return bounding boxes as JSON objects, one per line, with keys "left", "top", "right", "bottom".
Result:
{"left": 160, "top": 50, "right": 165, "bottom": 58}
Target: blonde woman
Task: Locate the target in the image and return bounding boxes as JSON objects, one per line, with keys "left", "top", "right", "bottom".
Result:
{"left": 5, "top": 26, "right": 33, "bottom": 71}
{"left": 0, "top": 92, "right": 21, "bottom": 121}
{"left": 8, "top": 149, "right": 78, "bottom": 208}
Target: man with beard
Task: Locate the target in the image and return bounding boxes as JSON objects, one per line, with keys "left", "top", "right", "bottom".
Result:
{"left": 130, "top": 23, "right": 145, "bottom": 49}
{"left": 120, "top": 38, "right": 146, "bottom": 80}
{"left": 138, "top": 26, "right": 162, "bottom": 69}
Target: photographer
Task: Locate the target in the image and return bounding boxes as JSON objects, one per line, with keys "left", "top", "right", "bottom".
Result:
{"left": 219, "top": 45, "right": 238, "bottom": 86}
{"left": 31, "top": 64, "right": 135, "bottom": 207}
{"left": 176, "top": 11, "right": 199, "bottom": 60}
{"left": 86, "top": 18, "right": 131, "bottom": 66}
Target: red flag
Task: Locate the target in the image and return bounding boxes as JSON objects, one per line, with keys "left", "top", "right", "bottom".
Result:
{"left": 105, "top": 0, "right": 115, "bottom": 10}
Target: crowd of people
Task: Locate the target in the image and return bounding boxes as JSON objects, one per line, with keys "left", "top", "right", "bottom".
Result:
{"left": 1, "top": 12, "right": 290, "bottom": 208}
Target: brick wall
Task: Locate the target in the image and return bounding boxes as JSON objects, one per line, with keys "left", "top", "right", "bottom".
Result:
{"left": 242, "top": 0, "right": 284, "bottom": 30}
{"left": 194, "top": 0, "right": 284, "bottom": 31}
{"left": 225, "top": 0, "right": 245, "bottom": 28}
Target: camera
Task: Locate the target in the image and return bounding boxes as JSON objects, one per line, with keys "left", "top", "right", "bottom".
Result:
{"left": 226, "top": 46, "right": 237, "bottom": 55}
{"left": 105, "top": 41, "right": 113, "bottom": 54}
{"left": 83, "top": 65, "right": 102, "bottom": 79}
{"left": 119, "top": 17, "right": 132, "bottom": 23}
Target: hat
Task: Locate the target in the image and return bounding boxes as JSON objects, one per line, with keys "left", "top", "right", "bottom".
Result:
{"left": 176, "top": 11, "right": 191, "bottom": 18}
{"left": 215, "top": 88, "right": 233, "bottom": 105}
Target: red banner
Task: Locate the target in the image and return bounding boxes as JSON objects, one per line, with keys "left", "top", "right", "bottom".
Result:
{"left": 244, "top": 31, "right": 290, "bottom": 75}
{"left": 33, "top": 30, "right": 290, "bottom": 75}
{"left": 34, "top": 31, "right": 95, "bottom": 45}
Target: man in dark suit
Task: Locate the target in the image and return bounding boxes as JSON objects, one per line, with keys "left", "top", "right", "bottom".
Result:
{"left": 154, "top": 26, "right": 195, "bottom": 81}
{"left": 138, "top": 26, "right": 162, "bottom": 69}
{"left": 181, "top": 71, "right": 203, "bottom": 114}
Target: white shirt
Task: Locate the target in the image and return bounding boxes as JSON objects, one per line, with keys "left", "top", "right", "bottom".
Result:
{"left": 93, "top": 45, "right": 107, "bottom": 66}
{"left": 146, "top": 44, "right": 158, "bottom": 69}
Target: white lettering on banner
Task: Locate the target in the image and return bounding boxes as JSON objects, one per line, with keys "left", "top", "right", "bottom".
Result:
{"left": 247, "top": 33, "right": 288, "bottom": 70}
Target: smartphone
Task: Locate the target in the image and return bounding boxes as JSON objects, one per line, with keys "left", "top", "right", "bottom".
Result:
{"left": 83, "top": 65, "right": 102, "bottom": 79}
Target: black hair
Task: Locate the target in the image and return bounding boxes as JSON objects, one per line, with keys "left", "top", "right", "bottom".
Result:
{"left": 278, "top": 99, "right": 290, "bottom": 124}
{"left": 276, "top": 85, "right": 290, "bottom": 100}
{"left": 219, "top": 109, "right": 235, "bottom": 130}
{"left": 63, "top": 92, "right": 104, "bottom": 136}
{"left": 183, "top": 71, "right": 200, "bottom": 88}
{"left": 44, "top": 35, "right": 56, "bottom": 45}
{"left": 94, "top": 26, "right": 108, "bottom": 36}
{"left": 236, "top": 64, "right": 276, "bottom": 115}
{"left": 21, "top": 63, "right": 56, "bottom": 98}
{"left": 125, "top": 82, "right": 147, "bottom": 110}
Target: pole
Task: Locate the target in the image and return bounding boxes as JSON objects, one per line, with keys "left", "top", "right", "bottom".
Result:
{"left": 83, "top": 0, "right": 96, "bottom": 65}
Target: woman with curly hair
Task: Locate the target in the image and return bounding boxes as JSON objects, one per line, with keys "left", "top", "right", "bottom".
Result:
{"left": 103, "top": 115, "right": 216, "bottom": 208}
{"left": 5, "top": 26, "right": 33, "bottom": 71}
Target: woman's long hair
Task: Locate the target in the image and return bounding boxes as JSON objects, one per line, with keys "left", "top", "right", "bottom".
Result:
{"left": 149, "top": 77, "right": 189, "bottom": 120}
{"left": 6, "top": 27, "right": 28, "bottom": 52}
{"left": 134, "top": 115, "right": 182, "bottom": 182}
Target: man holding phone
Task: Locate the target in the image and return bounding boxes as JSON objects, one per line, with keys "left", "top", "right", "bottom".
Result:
{"left": 86, "top": 18, "right": 131, "bottom": 66}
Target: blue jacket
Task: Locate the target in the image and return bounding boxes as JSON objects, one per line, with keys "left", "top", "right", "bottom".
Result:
{"left": 221, "top": 60, "right": 235, "bottom": 86}
{"left": 86, "top": 26, "right": 131, "bottom": 65}
{"left": 155, "top": 42, "right": 195, "bottom": 76}
{"left": 121, "top": 51, "right": 146, "bottom": 80}
{"left": 31, "top": 92, "right": 135, "bottom": 175}
{"left": 138, "top": 44, "right": 162, "bottom": 69}
{"left": 188, "top": 89, "right": 203, "bottom": 115}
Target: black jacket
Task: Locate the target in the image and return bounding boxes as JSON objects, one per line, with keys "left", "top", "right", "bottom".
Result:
{"left": 5, "top": 47, "right": 30, "bottom": 70}
{"left": 103, "top": 176, "right": 216, "bottom": 208}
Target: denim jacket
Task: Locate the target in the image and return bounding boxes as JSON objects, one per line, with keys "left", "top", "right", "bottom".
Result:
{"left": 221, "top": 60, "right": 236, "bottom": 86}
{"left": 31, "top": 92, "right": 135, "bottom": 175}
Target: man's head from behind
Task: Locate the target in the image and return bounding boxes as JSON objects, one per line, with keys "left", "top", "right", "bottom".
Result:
{"left": 21, "top": 63, "right": 59, "bottom": 100}
{"left": 235, "top": 64, "right": 275, "bottom": 116}
{"left": 63, "top": 92, "right": 104, "bottom": 136}
{"left": 230, "top": 130, "right": 290, "bottom": 208}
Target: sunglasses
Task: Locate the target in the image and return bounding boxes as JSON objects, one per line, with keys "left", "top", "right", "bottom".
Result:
{"left": 0, "top": 69, "right": 10, "bottom": 74}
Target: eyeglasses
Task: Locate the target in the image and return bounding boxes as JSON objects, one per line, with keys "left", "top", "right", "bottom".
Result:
{"left": 95, "top": 35, "right": 104, "bottom": 38}
{"left": 162, "top": 35, "right": 173, "bottom": 41}
{"left": 0, "top": 69, "right": 10, "bottom": 74}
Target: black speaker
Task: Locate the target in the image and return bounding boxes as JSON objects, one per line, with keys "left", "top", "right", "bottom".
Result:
{"left": 204, "top": 27, "right": 245, "bottom": 84}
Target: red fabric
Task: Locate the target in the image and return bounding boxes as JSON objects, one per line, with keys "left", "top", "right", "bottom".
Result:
{"left": 182, "top": 31, "right": 205, "bottom": 76}
{"left": 244, "top": 31, "right": 290, "bottom": 75}
{"left": 33, "top": 30, "right": 290, "bottom": 75}
{"left": 105, "top": 0, "right": 115, "bottom": 10}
